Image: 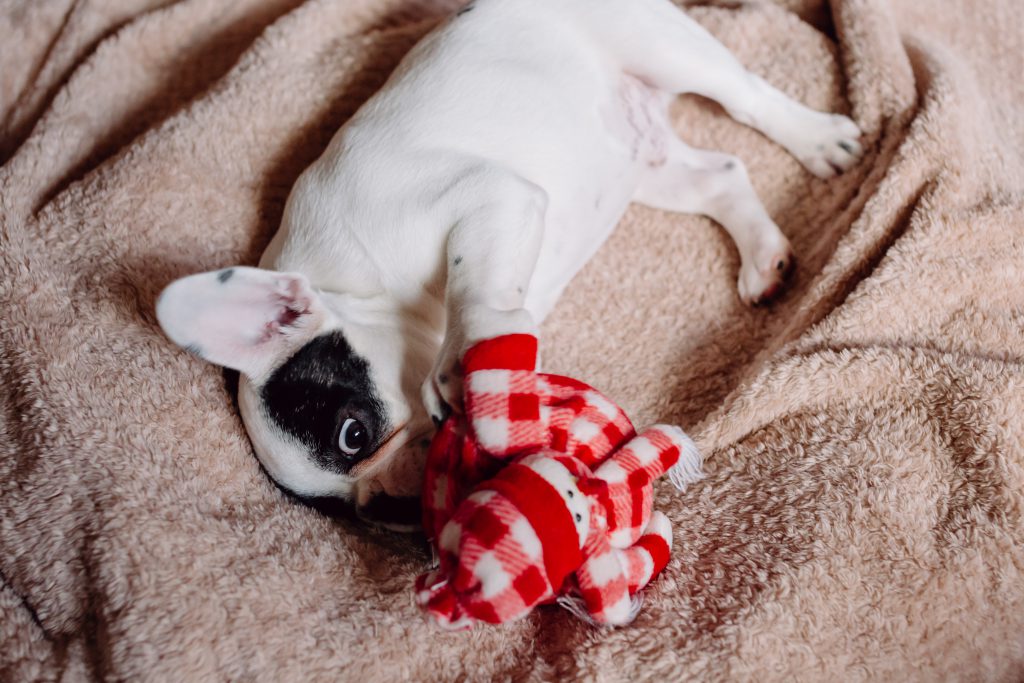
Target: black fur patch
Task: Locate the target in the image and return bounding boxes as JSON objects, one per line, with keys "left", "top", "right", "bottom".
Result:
{"left": 261, "top": 331, "right": 390, "bottom": 474}
{"left": 217, "top": 268, "right": 235, "bottom": 283}
{"left": 356, "top": 494, "right": 422, "bottom": 528}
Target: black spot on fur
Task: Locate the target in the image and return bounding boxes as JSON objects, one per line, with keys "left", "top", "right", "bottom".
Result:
{"left": 453, "top": 256, "right": 463, "bottom": 266}
{"left": 838, "top": 140, "right": 855, "bottom": 154}
{"left": 184, "top": 344, "right": 204, "bottom": 358}
{"left": 724, "top": 160, "right": 736, "bottom": 170}
{"left": 217, "top": 268, "right": 234, "bottom": 284}
{"left": 261, "top": 331, "right": 390, "bottom": 474}
{"left": 455, "top": 2, "right": 474, "bottom": 16}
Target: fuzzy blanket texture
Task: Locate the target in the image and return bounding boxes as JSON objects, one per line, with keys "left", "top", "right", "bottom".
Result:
{"left": 2, "top": 0, "right": 1023, "bottom": 680}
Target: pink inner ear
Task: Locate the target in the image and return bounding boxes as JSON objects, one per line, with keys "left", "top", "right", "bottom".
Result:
{"left": 278, "top": 307, "right": 302, "bottom": 328}
{"left": 157, "top": 267, "right": 324, "bottom": 377}
{"left": 254, "top": 274, "right": 315, "bottom": 342}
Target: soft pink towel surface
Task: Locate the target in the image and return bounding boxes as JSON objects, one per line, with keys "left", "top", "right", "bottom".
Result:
{"left": 2, "top": 0, "right": 1023, "bottom": 680}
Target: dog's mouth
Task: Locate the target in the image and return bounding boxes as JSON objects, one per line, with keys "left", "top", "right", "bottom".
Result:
{"left": 349, "top": 423, "right": 432, "bottom": 531}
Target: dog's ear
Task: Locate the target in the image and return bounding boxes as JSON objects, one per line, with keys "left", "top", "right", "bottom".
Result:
{"left": 156, "top": 266, "right": 327, "bottom": 379}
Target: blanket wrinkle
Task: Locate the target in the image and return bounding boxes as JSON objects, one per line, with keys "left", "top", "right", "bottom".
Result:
{"left": 3, "top": 0, "right": 1024, "bottom": 680}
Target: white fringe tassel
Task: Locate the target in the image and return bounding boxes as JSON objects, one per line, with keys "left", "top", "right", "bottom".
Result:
{"left": 556, "top": 593, "right": 645, "bottom": 627}
{"left": 667, "top": 429, "right": 704, "bottom": 491}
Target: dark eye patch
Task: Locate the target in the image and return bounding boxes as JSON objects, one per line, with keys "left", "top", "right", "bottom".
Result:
{"left": 261, "top": 331, "right": 389, "bottom": 474}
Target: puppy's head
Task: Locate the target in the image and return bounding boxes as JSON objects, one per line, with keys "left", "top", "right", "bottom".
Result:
{"left": 156, "top": 266, "right": 434, "bottom": 530}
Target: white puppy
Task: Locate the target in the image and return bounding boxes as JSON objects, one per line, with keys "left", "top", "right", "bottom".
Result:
{"left": 156, "top": 0, "right": 861, "bottom": 528}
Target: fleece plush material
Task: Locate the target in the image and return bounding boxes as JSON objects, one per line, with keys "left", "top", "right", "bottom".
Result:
{"left": 2, "top": 0, "right": 1024, "bottom": 680}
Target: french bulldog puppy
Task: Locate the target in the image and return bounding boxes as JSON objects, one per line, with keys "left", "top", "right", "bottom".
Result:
{"left": 157, "top": 0, "right": 862, "bottom": 528}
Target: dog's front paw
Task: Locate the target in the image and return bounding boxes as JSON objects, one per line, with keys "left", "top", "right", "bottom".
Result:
{"left": 422, "top": 338, "right": 465, "bottom": 425}
{"left": 421, "top": 305, "right": 538, "bottom": 424}
{"left": 792, "top": 113, "right": 863, "bottom": 179}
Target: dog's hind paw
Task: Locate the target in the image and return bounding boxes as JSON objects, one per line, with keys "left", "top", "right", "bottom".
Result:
{"left": 738, "top": 241, "right": 796, "bottom": 306}
{"left": 792, "top": 113, "right": 863, "bottom": 179}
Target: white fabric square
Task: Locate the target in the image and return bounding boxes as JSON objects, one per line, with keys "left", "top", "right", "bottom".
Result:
{"left": 598, "top": 460, "right": 627, "bottom": 484}
{"left": 609, "top": 527, "right": 635, "bottom": 549}
{"left": 511, "top": 517, "right": 543, "bottom": 559}
{"left": 630, "top": 436, "right": 660, "bottom": 465}
{"left": 467, "top": 490, "right": 496, "bottom": 506}
{"left": 469, "top": 369, "right": 511, "bottom": 395}
{"left": 473, "top": 417, "right": 509, "bottom": 450}
{"left": 586, "top": 551, "right": 623, "bottom": 586}
{"left": 440, "top": 519, "right": 462, "bottom": 553}
{"left": 570, "top": 417, "right": 601, "bottom": 442}
{"left": 585, "top": 390, "right": 620, "bottom": 420}
{"left": 476, "top": 552, "right": 511, "bottom": 598}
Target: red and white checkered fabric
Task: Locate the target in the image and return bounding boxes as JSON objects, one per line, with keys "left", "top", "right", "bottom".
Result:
{"left": 417, "top": 334, "right": 703, "bottom": 629}
{"left": 421, "top": 334, "right": 636, "bottom": 542}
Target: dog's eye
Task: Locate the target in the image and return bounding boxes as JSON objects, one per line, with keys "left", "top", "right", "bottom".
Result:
{"left": 338, "top": 417, "right": 368, "bottom": 456}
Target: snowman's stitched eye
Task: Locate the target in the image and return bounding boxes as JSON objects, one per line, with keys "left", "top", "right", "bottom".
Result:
{"left": 575, "top": 513, "right": 582, "bottom": 523}
{"left": 566, "top": 490, "right": 574, "bottom": 498}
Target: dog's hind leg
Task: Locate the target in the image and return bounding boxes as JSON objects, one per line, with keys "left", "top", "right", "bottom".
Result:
{"left": 582, "top": 0, "right": 863, "bottom": 178}
{"left": 633, "top": 139, "right": 794, "bottom": 305}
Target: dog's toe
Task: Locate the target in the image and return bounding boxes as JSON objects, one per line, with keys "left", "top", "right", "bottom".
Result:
{"left": 795, "top": 113, "right": 864, "bottom": 179}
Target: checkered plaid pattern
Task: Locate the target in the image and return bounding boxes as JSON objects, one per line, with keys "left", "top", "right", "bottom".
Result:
{"left": 422, "top": 334, "right": 636, "bottom": 542}
{"left": 460, "top": 335, "right": 636, "bottom": 465}
{"left": 417, "top": 334, "right": 703, "bottom": 629}
{"left": 416, "top": 462, "right": 580, "bottom": 628}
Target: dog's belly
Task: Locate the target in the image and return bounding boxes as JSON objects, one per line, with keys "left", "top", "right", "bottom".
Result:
{"left": 524, "top": 77, "right": 673, "bottom": 319}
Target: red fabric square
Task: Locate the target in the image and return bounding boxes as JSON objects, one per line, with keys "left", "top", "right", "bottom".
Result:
{"left": 508, "top": 392, "right": 540, "bottom": 421}
{"left": 467, "top": 507, "right": 508, "bottom": 549}
{"left": 563, "top": 396, "right": 587, "bottom": 414}
{"left": 658, "top": 445, "right": 679, "bottom": 472}
{"left": 471, "top": 600, "right": 502, "bottom": 624}
{"left": 635, "top": 534, "right": 671, "bottom": 576}
{"left": 579, "top": 586, "right": 605, "bottom": 613}
{"left": 513, "top": 565, "right": 547, "bottom": 605}
{"left": 602, "top": 421, "right": 628, "bottom": 450}
{"left": 627, "top": 469, "right": 649, "bottom": 490}
{"left": 550, "top": 427, "right": 568, "bottom": 452}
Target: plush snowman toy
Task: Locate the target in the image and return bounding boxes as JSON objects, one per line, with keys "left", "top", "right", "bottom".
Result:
{"left": 416, "top": 334, "right": 703, "bottom": 628}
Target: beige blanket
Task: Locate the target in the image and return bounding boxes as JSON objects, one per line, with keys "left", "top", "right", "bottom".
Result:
{"left": 3, "top": 0, "right": 1023, "bottom": 679}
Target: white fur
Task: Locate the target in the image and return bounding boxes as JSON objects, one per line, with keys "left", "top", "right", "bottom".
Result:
{"left": 156, "top": 0, "right": 862, "bottom": 520}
